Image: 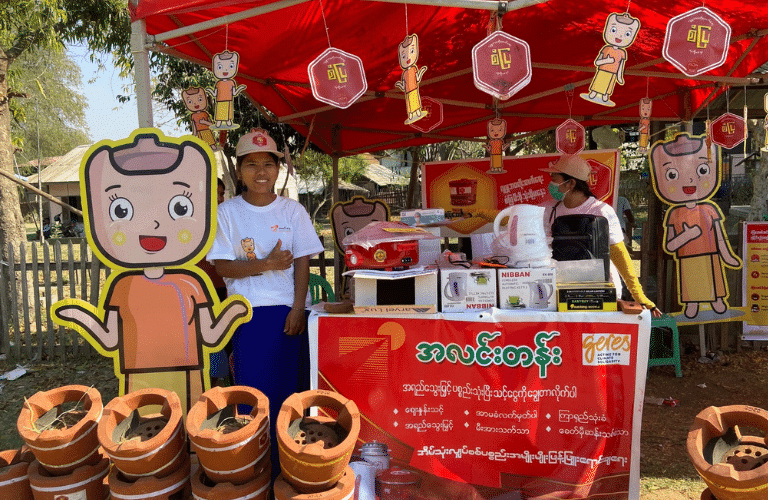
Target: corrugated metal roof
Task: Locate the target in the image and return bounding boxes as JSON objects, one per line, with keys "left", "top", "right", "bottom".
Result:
{"left": 297, "top": 178, "right": 368, "bottom": 195}
{"left": 363, "top": 162, "right": 408, "bottom": 187}
{"left": 27, "top": 145, "right": 90, "bottom": 184}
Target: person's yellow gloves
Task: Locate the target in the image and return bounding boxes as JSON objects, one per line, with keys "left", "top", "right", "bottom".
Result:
{"left": 610, "top": 241, "right": 656, "bottom": 310}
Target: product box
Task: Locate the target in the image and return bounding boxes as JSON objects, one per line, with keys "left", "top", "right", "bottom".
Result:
{"left": 557, "top": 282, "right": 617, "bottom": 312}
{"left": 400, "top": 208, "right": 445, "bottom": 226}
{"left": 440, "top": 267, "right": 497, "bottom": 312}
{"left": 350, "top": 268, "right": 438, "bottom": 314}
{"left": 498, "top": 267, "right": 557, "bottom": 311}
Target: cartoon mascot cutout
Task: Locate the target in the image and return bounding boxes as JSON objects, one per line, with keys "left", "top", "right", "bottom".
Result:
{"left": 51, "top": 129, "right": 252, "bottom": 412}
{"left": 330, "top": 196, "right": 390, "bottom": 299}
{"left": 649, "top": 133, "right": 743, "bottom": 323}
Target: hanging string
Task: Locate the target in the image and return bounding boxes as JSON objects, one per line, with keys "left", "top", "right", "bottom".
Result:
{"left": 318, "top": 0, "right": 333, "bottom": 48}
{"left": 225, "top": 24, "right": 229, "bottom": 51}
{"left": 744, "top": 84, "right": 749, "bottom": 156}
{"left": 405, "top": 1, "right": 409, "bottom": 36}
{"left": 625, "top": 0, "right": 631, "bottom": 13}
{"left": 564, "top": 84, "right": 574, "bottom": 119}
{"left": 645, "top": 77, "right": 650, "bottom": 98}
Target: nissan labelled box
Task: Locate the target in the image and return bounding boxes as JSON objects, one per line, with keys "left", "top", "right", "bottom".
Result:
{"left": 557, "top": 282, "right": 617, "bottom": 312}
{"left": 440, "top": 267, "right": 497, "bottom": 312}
{"left": 498, "top": 267, "right": 556, "bottom": 311}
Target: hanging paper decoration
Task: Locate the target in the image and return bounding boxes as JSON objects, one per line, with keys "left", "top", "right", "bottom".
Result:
{"left": 484, "top": 118, "right": 510, "bottom": 174}
{"left": 710, "top": 112, "right": 745, "bottom": 150}
{"left": 637, "top": 98, "right": 652, "bottom": 153}
{"left": 580, "top": 12, "right": 641, "bottom": 107}
{"left": 663, "top": 7, "right": 731, "bottom": 77}
{"left": 207, "top": 51, "right": 247, "bottom": 130}
{"left": 182, "top": 87, "right": 217, "bottom": 151}
{"left": 409, "top": 96, "right": 443, "bottom": 133}
{"left": 308, "top": 48, "right": 367, "bottom": 109}
{"left": 555, "top": 119, "right": 585, "bottom": 155}
{"left": 471, "top": 30, "right": 532, "bottom": 101}
{"left": 395, "top": 34, "right": 428, "bottom": 125}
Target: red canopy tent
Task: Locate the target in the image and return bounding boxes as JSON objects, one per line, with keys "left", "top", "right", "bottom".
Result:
{"left": 129, "top": 0, "right": 768, "bottom": 156}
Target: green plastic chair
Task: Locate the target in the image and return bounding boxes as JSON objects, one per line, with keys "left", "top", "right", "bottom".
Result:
{"left": 309, "top": 273, "right": 335, "bottom": 304}
{"left": 648, "top": 313, "right": 682, "bottom": 377}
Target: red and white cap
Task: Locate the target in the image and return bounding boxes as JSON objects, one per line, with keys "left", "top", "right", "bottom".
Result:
{"left": 235, "top": 128, "right": 284, "bottom": 158}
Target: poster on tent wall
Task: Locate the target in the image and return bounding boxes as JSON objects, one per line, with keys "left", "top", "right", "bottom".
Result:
{"left": 742, "top": 222, "right": 768, "bottom": 340}
{"left": 312, "top": 311, "right": 650, "bottom": 500}
{"left": 422, "top": 150, "right": 620, "bottom": 231}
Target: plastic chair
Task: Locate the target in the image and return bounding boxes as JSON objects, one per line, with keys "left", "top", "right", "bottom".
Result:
{"left": 648, "top": 313, "right": 682, "bottom": 377}
{"left": 309, "top": 273, "right": 335, "bottom": 304}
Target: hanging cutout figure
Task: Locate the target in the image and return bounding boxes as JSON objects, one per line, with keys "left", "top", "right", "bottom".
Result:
{"left": 580, "top": 12, "right": 641, "bottom": 108}
{"left": 649, "top": 133, "right": 743, "bottom": 323}
{"left": 637, "top": 98, "right": 652, "bottom": 153}
{"left": 51, "top": 129, "right": 252, "bottom": 413}
{"left": 484, "top": 117, "right": 509, "bottom": 174}
{"left": 207, "top": 51, "right": 246, "bottom": 130}
{"left": 395, "top": 34, "right": 428, "bottom": 125}
{"left": 182, "top": 87, "right": 217, "bottom": 151}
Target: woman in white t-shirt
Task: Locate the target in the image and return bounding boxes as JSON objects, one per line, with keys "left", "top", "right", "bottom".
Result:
{"left": 207, "top": 128, "right": 325, "bottom": 474}
{"left": 541, "top": 154, "right": 661, "bottom": 318}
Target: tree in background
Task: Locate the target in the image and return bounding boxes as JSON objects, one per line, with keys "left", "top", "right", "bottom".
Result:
{"left": 0, "top": 0, "right": 128, "bottom": 245}
{"left": 10, "top": 46, "right": 90, "bottom": 173}
{"left": 295, "top": 149, "right": 367, "bottom": 223}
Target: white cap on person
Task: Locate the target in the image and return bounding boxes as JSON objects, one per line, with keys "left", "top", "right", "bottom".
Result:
{"left": 235, "top": 128, "right": 284, "bottom": 158}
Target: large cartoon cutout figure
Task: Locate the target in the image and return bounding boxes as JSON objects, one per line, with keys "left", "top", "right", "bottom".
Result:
{"left": 330, "top": 197, "right": 390, "bottom": 299}
{"left": 51, "top": 129, "right": 251, "bottom": 412}
{"left": 649, "top": 133, "right": 743, "bottom": 323}
{"left": 580, "top": 12, "right": 641, "bottom": 108}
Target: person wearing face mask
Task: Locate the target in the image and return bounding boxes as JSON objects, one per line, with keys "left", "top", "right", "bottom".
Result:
{"left": 541, "top": 154, "right": 662, "bottom": 318}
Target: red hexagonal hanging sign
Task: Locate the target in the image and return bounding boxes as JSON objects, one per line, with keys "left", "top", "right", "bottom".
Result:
{"left": 556, "top": 119, "right": 586, "bottom": 155}
{"left": 409, "top": 96, "right": 443, "bottom": 133}
{"left": 472, "top": 31, "right": 532, "bottom": 100}
{"left": 586, "top": 158, "right": 614, "bottom": 201}
{"left": 308, "top": 47, "right": 368, "bottom": 109}
{"left": 710, "top": 112, "right": 745, "bottom": 149}
{"left": 662, "top": 6, "right": 731, "bottom": 77}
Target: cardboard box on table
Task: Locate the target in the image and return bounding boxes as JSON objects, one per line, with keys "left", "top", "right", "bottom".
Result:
{"left": 349, "top": 267, "right": 438, "bottom": 314}
{"left": 497, "top": 266, "right": 557, "bottom": 311}
{"left": 440, "top": 266, "right": 497, "bottom": 312}
{"left": 557, "top": 282, "right": 617, "bottom": 312}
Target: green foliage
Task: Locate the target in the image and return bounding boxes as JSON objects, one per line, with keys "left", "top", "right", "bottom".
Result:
{"left": 10, "top": 46, "right": 90, "bottom": 172}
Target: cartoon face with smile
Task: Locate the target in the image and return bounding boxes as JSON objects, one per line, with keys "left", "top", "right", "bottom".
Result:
{"left": 604, "top": 13, "right": 640, "bottom": 48}
{"left": 650, "top": 133, "right": 719, "bottom": 206}
{"left": 84, "top": 134, "right": 213, "bottom": 268}
{"left": 398, "top": 35, "right": 419, "bottom": 70}
{"left": 213, "top": 51, "right": 239, "bottom": 79}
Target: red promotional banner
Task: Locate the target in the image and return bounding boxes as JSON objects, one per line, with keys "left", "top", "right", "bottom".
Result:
{"left": 422, "top": 150, "right": 620, "bottom": 213}
{"left": 308, "top": 47, "right": 368, "bottom": 109}
{"left": 710, "top": 112, "right": 746, "bottom": 149}
{"left": 662, "top": 6, "right": 731, "bottom": 77}
{"left": 312, "top": 311, "right": 649, "bottom": 499}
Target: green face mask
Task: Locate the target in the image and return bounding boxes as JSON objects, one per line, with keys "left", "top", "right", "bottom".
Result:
{"left": 548, "top": 181, "right": 568, "bottom": 201}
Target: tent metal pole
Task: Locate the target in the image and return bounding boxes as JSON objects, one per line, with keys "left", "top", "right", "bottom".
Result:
{"left": 149, "top": 0, "right": 313, "bottom": 45}
{"left": 131, "top": 18, "right": 154, "bottom": 128}
{"left": 364, "top": 0, "right": 551, "bottom": 11}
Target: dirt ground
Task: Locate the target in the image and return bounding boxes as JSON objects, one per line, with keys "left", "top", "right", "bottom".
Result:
{"left": 2, "top": 344, "right": 767, "bottom": 499}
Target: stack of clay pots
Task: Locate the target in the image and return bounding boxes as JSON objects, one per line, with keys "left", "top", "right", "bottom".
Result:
{"left": 274, "top": 390, "right": 360, "bottom": 500}
{"left": 687, "top": 404, "right": 768, "bottom": 500}
{"left": 16, "top": 385, "right": 110, "bottom": 500}
{"left": 97, "top": 387, "right": 191, "bottom": 500}
{"left": 187, "top": 385, "right": 272, "bottom": 500}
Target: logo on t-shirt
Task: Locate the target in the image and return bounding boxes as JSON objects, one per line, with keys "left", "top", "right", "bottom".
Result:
{"left": 271, "top": 225, "right": 291, "bottom": 233}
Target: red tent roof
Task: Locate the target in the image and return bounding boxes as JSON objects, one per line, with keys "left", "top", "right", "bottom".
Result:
{"left": 131, "top": 0, "right": 768, "bottom": 155}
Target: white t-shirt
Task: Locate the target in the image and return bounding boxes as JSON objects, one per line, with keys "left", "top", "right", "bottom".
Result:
{"left": 207, "top": 195, "right": 325, "bottom": 307}
{"left": 543, "top": 197, "right": 624, "bottom": 293}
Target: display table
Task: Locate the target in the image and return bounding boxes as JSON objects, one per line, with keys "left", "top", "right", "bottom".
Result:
{"left": 308, "top": 308, "right": 651, "bottom": 500}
